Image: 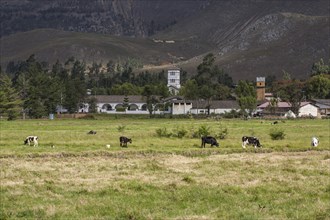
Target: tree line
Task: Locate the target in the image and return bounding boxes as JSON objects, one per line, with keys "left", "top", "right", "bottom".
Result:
{"left": 0, "top": 53, "right": 329, "bottom": 120}
{"left": 0, "top": 55, "right": 176, "bottom": 119}
{"left": 181, "top": 55, "right": 330, "bottom": 117}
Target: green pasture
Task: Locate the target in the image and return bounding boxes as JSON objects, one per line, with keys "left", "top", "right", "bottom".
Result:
{"left": 0, "top": 117, "right": 329, "bottom": 219}
{"left": 0, "top": 117, "right": 329, "bottom": 155}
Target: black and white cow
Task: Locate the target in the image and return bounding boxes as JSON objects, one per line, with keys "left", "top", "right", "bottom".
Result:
{"left": 242, "top": 136, "right": 262, "bottom": 148}
{"left": 24, "top": 136, "right": 39, "bottom": 147}
{"left": 119, "top": 136, "right": 132, "bottom": 147}
{"left": 201, "top": 136, "right": 219, "bottom": 148}
{"left": 311, "top": 137, "right": 319, "bottom": 147}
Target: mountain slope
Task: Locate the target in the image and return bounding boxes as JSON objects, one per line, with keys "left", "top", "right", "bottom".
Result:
{"left": 178, "top": 12, "right": 329, "bottom": 80}
{"left": 0, "top": 0, "right": 207, "bottom": 37}
{"left": 0, "top": 0, "right": 329, "bottom": 81}
{"left": 0, "top": 29, "right": 212, "bottom": 66}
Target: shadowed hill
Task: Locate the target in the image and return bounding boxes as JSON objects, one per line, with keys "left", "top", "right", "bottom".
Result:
{"left": 0, "top": 29, "right": 212, "bottom": 67}
{"left": 0, "top": 0, "right": 329, "bottom": 81}
{"left": 177, "top": 12, "right": 329, "bottom": 80}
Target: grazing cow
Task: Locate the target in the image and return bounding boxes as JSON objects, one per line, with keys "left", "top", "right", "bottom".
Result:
{"left": 24, "top": 136, "right": 39, "bottom": 147}
{"left": 271, "top": 121, "right": 278, "bottom": 125}
{"left": 311, "top": 137, "right": 319, "bottom": 147}
{"left": 87, "top": 130, "right": 97, "bottom": 134}
{"left": 201, "top": 136, "right": 219, "bottom": 148}
{"left": 119, "top": 136, "right": 132, "bottom": 147}
{"left": 242, "top": 136, "right": 262, "bottom": 148}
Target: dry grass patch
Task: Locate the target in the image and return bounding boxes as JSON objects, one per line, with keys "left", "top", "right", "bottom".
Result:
{"left": 1, "top": 150, "right": 329, "bottom": 219}
{"left": 2, "top": 151, "right": 329, "bottom": 190}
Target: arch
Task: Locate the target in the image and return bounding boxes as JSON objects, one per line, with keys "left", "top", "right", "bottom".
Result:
{"left": 128, "top": 104, "right": 138, "bottom": 111}
{"left": 141, "top": 104, "right": 147, "bottom": 111}
{"left": 102, "top": 104, "right": 112, "bottom": 111}
{"left": 115, "top": 104, "right": 125, "bottom": 112}
{"left": 115, "top": 104, "right": 124, "bottom": 109}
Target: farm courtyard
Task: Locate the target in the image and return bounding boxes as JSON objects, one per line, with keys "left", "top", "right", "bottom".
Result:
{"left": 0, "top": 117, "right": 329, "bottom": 219}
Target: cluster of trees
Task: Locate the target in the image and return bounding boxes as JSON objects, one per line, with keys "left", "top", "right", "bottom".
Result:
{"left": 180, "top": 53, "right": 234, "bottom": 101}
{"left": 180, "top": 55, "right": 330, "bottom": 116}
{"left": 0, "top": 55, "right": 175, "bottom": 119}
{"left": 271, "top": 72, "right": 330, "bottom": 115}
{"left": 1, "top": 55, "right": 87, "bottom": 119}
{"left": 0, "top": 53, "right": 329, "bottom": 120}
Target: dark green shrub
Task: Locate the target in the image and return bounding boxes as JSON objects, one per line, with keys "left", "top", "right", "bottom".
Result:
{"left": 155, "top": 127, "right": 172, "bottom": 138}
{"left": 215, "top": 123, "right": 228, "bottom": 139}
{"left": 173, "top": 127, "right": 188, "bottom": 138}
{"left": 269, "top": 129, "right": 285, "bottom": 140}
{"left": 192, "top": 125, "right": 210, "bottom": 138}
{"left": 216, "top": 128, "right": 228, "bottom": 139}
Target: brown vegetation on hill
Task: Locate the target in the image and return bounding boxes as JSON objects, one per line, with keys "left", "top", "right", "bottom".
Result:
{"left": 0, "top": 0, "right": 329, "bottom": 80}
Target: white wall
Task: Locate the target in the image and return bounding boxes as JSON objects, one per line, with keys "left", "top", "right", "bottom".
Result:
{"left": 190, "top": 108, "right": 237, "bottom": 115}
{"left": 172, "top": 103, "right": 192, "bottom": 115}
{"left": 299, "top": 104, "right": 318, "bottom": 117}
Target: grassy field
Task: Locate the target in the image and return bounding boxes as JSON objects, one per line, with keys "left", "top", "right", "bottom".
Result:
{"left": 0, "top": 117, "right": 329, "bottom": 219}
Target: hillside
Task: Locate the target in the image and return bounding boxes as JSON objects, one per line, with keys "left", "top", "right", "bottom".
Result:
{"left": 0, "top": 29, "right": 212, "bottom": 66}
{"left": 0, "top": 0, "right": 206, "bottom": 37}
{"left": 178, "top": 12, "right": 330, "bottom": 80}
{"left": 0, "top": 0, "right": 329, "bottom": 81}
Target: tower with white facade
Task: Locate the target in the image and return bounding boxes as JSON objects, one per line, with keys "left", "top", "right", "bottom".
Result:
{"left": 167, "top": 68, "right": 181, "bottom": 95}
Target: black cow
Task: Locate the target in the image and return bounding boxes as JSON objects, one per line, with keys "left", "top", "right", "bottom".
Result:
{"left": 201, "top": 136, "right": 219, "bottom": 148}
{"left": 24, "top": 136, "right": 39, "bottom": 147}
{"left": 87, "top": 130, "right": 97, "bottom": 134}
{"left": 242, "top": 136, "right": 262, "bottom": 148}
{"left": 119, "top": 136, "right": 132, "bottom": 147}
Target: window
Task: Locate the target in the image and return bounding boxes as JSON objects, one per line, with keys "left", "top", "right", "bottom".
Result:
{"left": 170, "top": 71, "right": 175, "bottom": 76}
{"left": 170, "top": 79, "right": 175, "bottom": 83}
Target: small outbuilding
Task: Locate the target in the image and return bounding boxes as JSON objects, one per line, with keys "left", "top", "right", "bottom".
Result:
{"left": 298, "top": 103, "right": 318, "bottom": 117}
{"left": 258, "top": 101, "right": 319, "bottom": 118}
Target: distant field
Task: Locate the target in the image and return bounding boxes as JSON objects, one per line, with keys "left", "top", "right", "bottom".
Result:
{"left": 0, "top": 117, "right": 329, "bottom": 219}
{"left": 0, "top": 117, "right": 329, "bottom": 155}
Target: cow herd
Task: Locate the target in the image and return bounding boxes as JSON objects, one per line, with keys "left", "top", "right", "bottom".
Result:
{"left": 200, "top": 135, "right": 263, "bottom": 148}
{"left": 203, "top": 135, "right": 319, "bottom": 148}
{"left": 24, "top": 133, "right": 319, "bottom": 149}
